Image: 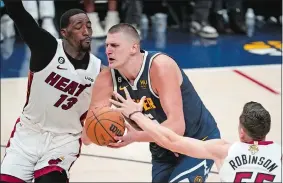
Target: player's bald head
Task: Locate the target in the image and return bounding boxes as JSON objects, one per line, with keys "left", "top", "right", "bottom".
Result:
{"left": 108, "top": 23, "right": 140, "bottom": 44}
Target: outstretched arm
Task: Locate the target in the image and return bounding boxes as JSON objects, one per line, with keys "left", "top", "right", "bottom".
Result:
{"left": 110, "top": 87, "right": 229, "bottom": 160}
{"left": 131, "top": 111, "right": 229, "bottom": 160}
{"left": 3, "top": 0, "right": 57, "bottom": 72}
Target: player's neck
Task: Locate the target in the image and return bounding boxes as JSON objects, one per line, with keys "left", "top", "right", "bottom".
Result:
{"left": 118, "top": 52, "right": 144, "bottom": 84}
{"left": 63, "top": 40, "right": 86, "bottom": 60}
{"left": 243, "top": 136, "right": 266, "bottom": 143}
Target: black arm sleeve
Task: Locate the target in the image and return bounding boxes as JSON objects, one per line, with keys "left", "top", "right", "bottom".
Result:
{"left": 3, "top": 0, "right": 58, "bottom": 72}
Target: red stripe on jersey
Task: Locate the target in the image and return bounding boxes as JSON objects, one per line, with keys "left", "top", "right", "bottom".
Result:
{"left": 23, "top": 71, "right": 34, "bottom": 110}
{"left": 247, "top": 141, "right": 273, "bottom": 145}
{"left": 68, "top": 138, "right": 82, "bottom": 172}
{"left": 3, "top": 118, "right": 21, "bottom": 162}
{"left": 0, "top": 174, "right": 25, "bottom": 182}
{"left": 6, "top": 118, "right": 21, "bottom": 148}
{"left": 34, "top": 166, "right": 64, "bottom": 179}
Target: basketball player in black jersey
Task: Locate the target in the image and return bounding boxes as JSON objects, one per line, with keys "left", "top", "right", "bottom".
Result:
{"left": 1, "top": 0, "right": 102, "bottom": 183}
{"left": 84, "top": 23, "right": 221, "bottom": 182}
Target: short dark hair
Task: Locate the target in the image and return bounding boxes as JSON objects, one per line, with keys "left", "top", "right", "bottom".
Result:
{"left": 239, "top": 101, "right": 271, "bottom": 140}
{"left": 60, "top": 9, "right": 86, "bottom": 29}
{"left": 108, "top": 23, "right": 140, "bottom": 43}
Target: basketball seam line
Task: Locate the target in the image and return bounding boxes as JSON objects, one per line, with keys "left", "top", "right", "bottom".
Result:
{"left": 93, "top": 106, "right": 106, "bottom": 116}
{"left": 93, "top": 111, "right": 116, "bottom": 144}
{"left": 85, "top": 115, "right": 95, "bottom": 137}
{"left": 92, "top": 110, "right": 102, "bottom": 146}
{"left": 85, "top": 113, "right": 95, "bottom": 123}
{"left": 85, "top": 107, "right": 106, "bottom": 125}
{"left": 96, "top": 110, "right": 123, "bottom": 119}
{"left": 96, "top": 118, "right": 125, "bottom": 128}
{"left": 97, "top": 121, "right": 116, "bottom": 143}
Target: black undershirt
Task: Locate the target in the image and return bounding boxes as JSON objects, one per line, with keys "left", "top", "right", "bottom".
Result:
{"left": 3, "top": 0, "right": 89, "bottom": 72}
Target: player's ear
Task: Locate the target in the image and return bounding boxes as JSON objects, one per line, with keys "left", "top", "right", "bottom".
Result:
{"left": 131, "top": 43, "right": 139, "bottom": 54}
{"left": 239, "top": 127, "right": 245, "bottom": 141}
{"left": 60, "top": 28, "right": 67, "bottom": 39}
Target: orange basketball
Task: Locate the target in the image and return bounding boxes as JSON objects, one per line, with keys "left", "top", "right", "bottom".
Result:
{"left": 84, "top": 106, "right": 125, "bottom": 146}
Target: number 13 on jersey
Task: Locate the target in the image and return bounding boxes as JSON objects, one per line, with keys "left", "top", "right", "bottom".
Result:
{"left": 54, "top": 94, "right": 78, "bottom": 110}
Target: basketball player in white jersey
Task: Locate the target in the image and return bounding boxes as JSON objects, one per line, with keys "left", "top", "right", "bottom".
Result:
{"left": 1, "top": 0, "right": 101, "bottom": 182}
{"left": 111, "top": 92, "right": 282, "bottom": 182}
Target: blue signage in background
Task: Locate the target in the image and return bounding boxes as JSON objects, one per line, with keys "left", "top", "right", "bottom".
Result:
{"left": 0, "top": 0, "right": 4, "bottom": 8}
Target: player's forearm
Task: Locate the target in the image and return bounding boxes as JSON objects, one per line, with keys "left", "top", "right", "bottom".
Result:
{"left": 131, "top": 112, "right": 180, "bottom": 147}
{"left": 135, "top": 131, "right": 154, "bottom": 142}
{"left": 131, "top": 113, "right": 212, "bottom": 158}
{"left": 3, "top": 0, "right": 24, "bottom": 16}
{"left": 3, "top": 0, "right": 38, "bottom": 31}
{"left": 130, "top": 113, "right": 160, "bottom": 142}
{"left": 3, "top": 0, "right": 56, "bottom": 53}
{"left": 81, "top": 127, "right": 92, "bottom": 145}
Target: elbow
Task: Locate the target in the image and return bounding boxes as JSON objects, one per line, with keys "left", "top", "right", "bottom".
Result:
{"left": 163, "top": 117, "right": 185, "bottom": 136}
{"left": 174, "top": 119, "right": 186, "bottom": 136}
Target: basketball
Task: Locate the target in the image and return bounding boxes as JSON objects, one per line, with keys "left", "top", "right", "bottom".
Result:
{"left": 85, "top": 106, "right": 126, "bottom": 146}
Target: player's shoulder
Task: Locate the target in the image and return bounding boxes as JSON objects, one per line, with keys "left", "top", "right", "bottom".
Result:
{"left": 270, "top": 141, "right": 281, "bottom": 147}
{"left": 94, "top": 68, "right": 112, "bottom": 87}
{"left": 268, "top": 142, "right": 282, "bottom": 151}
{"left": 98, "top": 67, "right": 112, "bottom": 79}
{"left": 89, "top": 53, "right": 102, "bottom": 65}
{"left": 150, "top": 52, "right": 175, "bottom": 63}
{"left": 149, "top": 52, "right": 178, "bottom": 72}
{"left": 55, "top": 38, "right": 63, "bottom": 45}
{"left": 54, "top": 39, "right": 65, "bottom": 51}
{"left": 145, "top": 50, "right": 174, "bottom": 62}
{"left": 228, "top": 141, "right": 281, "bottom": 153}
{"left": 83, "top": 53, "right": 102, "bottom": 73}
{"left": 229, "top": 141, "right": 247, "bottom": 149}
{"left": 226, "top": 142, "right": 245, "bottom": 154}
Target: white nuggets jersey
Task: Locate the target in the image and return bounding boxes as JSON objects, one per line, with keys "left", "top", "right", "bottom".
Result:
{"left": 219, "top": 141, "right": 281, "bottom": 182}
{"left": 20, "top": 39, "right": 101, "bottom": 134}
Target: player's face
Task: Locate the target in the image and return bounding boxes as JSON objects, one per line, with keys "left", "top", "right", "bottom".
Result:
{"left": 66, "top": 13, "right": 92, "bottom": 52}
{"left": 105, "top": 32, "right": 137, "bottom": 69}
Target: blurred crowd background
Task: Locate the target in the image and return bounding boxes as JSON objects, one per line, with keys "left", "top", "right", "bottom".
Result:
{"left": 1, "top": 0, "right": 282, "bottom": 42}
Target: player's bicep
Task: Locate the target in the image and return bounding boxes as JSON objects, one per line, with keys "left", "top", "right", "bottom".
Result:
{"left": 151, "top": 55, "right": 183, "bottom": 115}
{"left": 150, "top": 55, "right": 185, "bottom": 132}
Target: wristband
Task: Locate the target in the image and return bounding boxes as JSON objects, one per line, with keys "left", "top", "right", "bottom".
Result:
{"left": 129, "top": 111, "right": 141, "bottom": 120}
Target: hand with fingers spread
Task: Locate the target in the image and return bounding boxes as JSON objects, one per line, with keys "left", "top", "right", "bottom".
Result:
{"left": 109, "top": 87, "right": 146, "bottom": 119}
{"left": 107, "top": 87, "right": 146, "bottom": 148}
{"left": 107, "top": 123, "right": 138, "bottom": 148}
